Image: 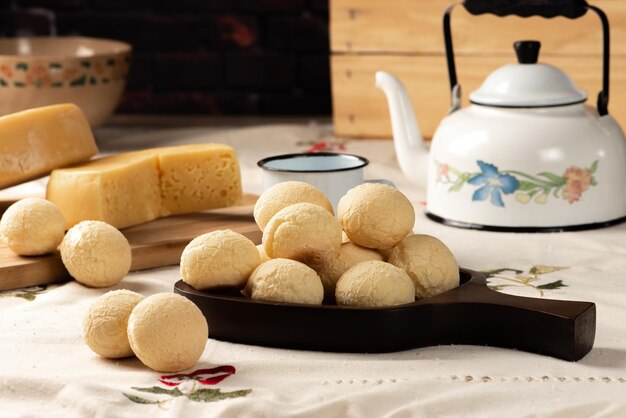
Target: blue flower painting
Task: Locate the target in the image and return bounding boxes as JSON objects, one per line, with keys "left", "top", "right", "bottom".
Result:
{"left": 434, "top": 159, "right": 599, "bottom": 207}
{"left": 467, "top": 161, "right": 519, "bottom": 207}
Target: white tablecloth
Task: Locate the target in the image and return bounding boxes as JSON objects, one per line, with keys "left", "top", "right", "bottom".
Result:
{"left": 1, "top": 121, "right": 626, "bottom": 417}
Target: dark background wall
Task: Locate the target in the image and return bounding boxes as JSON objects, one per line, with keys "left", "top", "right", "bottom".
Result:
{"left": 0, "top": 0, "right": 331, "bottom": 116}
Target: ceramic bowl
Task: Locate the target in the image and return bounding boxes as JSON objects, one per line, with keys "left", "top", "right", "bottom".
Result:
{"left": 0, "top": 36, "right": 131, "bottom": 127}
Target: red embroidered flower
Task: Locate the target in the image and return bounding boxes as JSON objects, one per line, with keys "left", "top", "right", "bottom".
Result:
{"left": 562, "top": 166, "right": 592, "bottom": 203}
{"left": 159, "top": 365, "right": 236, "bottom": 387}
{"left": 306, "top": 141, "right": 346, "bottom": 153}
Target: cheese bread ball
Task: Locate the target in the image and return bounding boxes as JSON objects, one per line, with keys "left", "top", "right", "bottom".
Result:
{"left": 0, "top": 198, "right": 66, "bottom": 256}
{"left": 257, "top": 244, "right": 271, "bottom": 263}
{"left": 181, "top": 229, "right": 260, "bottom": 290}
{"left": 263, "top": 202, "right": 342, "bottom": 265}
{"left": 338, "top": 183, "right": 415, "bottom": 249}
{"left": 244, "top": 258, "right": 324, "bottom": 305}
{"left": 83, "top": 290, "right": 144, "bottom": 358}
{"left": 335, "top": 260, "right": 415, "bottom": 307}
{"left": 60, "top": 220, "right": 131, "bottom": 288}
{"left": 378, "top": 233, "right": 413, "bottom": 261}
{"left": 313, "top": 242, "right": 383, "bottom": 295}
{"left": 254, "top": 181, "right": 333, "bottom": 231}
{"left": 388, "top": 234, "right": 459, "bottom": 298}
{"left": 127, "top": 293, "right": 208, "bottom": 372}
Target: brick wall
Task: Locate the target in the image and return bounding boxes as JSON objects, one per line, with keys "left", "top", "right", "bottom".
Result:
{"left": 0, "top": 0, "right": 331, "bottom": 115}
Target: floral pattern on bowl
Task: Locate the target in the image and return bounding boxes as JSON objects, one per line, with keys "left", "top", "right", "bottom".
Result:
{"left": 435, "top": 160, "right": 598, "bottom": 207}
{"left": 0, "top": 55, "right": 130, "bottom": 89}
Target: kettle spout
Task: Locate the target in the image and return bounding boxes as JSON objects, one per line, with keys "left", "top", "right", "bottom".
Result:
{"left": 375, "top": 71, "right": 428, "bottom": 186}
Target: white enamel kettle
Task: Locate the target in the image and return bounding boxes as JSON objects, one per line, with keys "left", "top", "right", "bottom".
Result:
{"left": 376, "top": 0, "right": 626, "bottom": 232}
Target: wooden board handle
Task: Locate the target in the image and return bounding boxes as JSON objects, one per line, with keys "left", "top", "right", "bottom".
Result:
{"left": 424, "top": 272, "right": 596, "bottom": 361}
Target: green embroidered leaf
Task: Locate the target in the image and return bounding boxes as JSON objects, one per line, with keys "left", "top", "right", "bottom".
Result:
{"left": 529, "top": 265, "right": 567, "bottom": 275}
{"left": 90, "top": 77, "right": 97, "bottom": 85}
{"left": 131, "top": 386, "right": 183, "bottom": 396}
{"left": 536, "top": 280, "right": 567, "bottom": 290}
{"left": 481, "top": 268, "right": 524, "bottom": 279}
{"left": 123, "top": 393, "right": 158, "bottom": 404}
{"left": 487, "top": 284, "right": 515, "bottom": 291}
{"left": 106, "top": 58, "right": 115, "bottom": 66}
{"left": 102, "top": 78, "right": 110, "bottom": 84}
{"left": 51, "top": 82, "right": 63, "bottom": 87}
{"left": 70, "top": 76, "right": 86, "bottom": 86}
{"left": 48, "top": 63, "right": 62, "bottom": 69}
{"left": 15, "top": 293, "right": 36, "bottom": 301}
{"left": 591, "top": 176, "right": 598, "bottom": 186}
{"left": 537, "top": 172, "right": 566, "bottom": 186}
{"left": 16, "top": 62, "right": 28, "bottom": 71}
{"left": 186, "top": 388, "right": 251, "bottom": 402}
{"left": 80, "top": 61, "right": 91, "bottom": 68}
{"left": 517, "top": 181, "right": 539, "bottom": 191}
{"left": 590, "top": 160, "right": 599, "bottom": 174}
{"left": 13, "top": 81, "right": 25, "bottom": 87}
{"left": 0, "top": 79, "right": 7, "bottom": 86}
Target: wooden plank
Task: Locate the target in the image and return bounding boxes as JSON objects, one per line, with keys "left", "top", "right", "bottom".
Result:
{"left": 0, "top": 196, "right": 260, "bottom": 292}
{"left": 332, "top": 54, "right": 626, "bottom": 138}
{"left": 331, "top": 0, "right": 626, "bottom": 55}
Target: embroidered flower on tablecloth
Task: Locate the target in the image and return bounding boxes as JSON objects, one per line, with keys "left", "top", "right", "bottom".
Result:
{"left": 296, "top": 139, "right": 347, "bottom": 153}
{"left": 158, "top": 365, "right": 235, "bottom": 386}
{"left": 306, "top": 141, "right": 346, "bottom": 153}
{"left": 123, "top": 365, "right": 251, "bottom": 407}
{"left": 482, "top": 265, "right": 568, "bottom": 297}
{"left": 0, "top": 285, "right": 50, "bottom": 301}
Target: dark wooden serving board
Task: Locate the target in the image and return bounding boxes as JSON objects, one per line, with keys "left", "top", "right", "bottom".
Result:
{"left": 175, "top": 269, "right": 596, "bottom": 361}
{"left": 0, "top": 195, "right": 261, "bottom": 292}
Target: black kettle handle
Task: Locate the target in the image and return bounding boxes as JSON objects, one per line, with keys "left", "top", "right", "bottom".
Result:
{"left": 464, "top": 0, "right": 588, "bottom": 18}
{"left": 443, "top": 0, "right": 610, "bottom": 116}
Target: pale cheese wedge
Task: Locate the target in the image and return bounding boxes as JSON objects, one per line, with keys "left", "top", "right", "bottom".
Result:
{"left": 47, "top": 153, "right": 162, "bottom": 229}
{"left": 157, "top": 144, "right": 243, "bottom": 215}
{"left": 0, "top": 104, "right": 98, "bottom": 189}
{"left": 46, "top": 144, "right": 243, "bottom": 229}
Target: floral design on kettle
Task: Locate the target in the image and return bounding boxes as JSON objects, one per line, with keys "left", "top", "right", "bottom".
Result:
{"left": 435, "top": 160, "right": 598, "bottom": 207}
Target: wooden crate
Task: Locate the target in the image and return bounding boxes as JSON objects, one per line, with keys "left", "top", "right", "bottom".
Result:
{"left": 331, "top": 0, "right": 626, "bottom": 139}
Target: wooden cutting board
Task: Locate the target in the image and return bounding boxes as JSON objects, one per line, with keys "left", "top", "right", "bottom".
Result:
{"left": 0, "top": 196, "right": 260, "bottom": 292}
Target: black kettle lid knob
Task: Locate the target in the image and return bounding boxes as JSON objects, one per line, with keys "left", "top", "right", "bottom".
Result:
{"left": 514, "top": 40, "right": 541, "bottom": 64}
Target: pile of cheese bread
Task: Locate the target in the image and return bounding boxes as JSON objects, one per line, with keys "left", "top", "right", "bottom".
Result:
{"left": 180, "top": 180, "right": 460, "bottom": 308}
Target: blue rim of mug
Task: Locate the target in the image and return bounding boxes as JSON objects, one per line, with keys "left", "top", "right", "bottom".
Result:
{"left": 257, "top": 152, "right": 369, "bottom": 173}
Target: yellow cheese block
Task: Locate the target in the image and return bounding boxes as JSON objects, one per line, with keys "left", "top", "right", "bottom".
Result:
{"left": 158, "top": 144, "right": 243, "bottom": 215}
{"left": 0, "top": 104, "right": 98, "bottom": 189}
{"left": 46, "top": 144, "right": 243, "bottom": 229}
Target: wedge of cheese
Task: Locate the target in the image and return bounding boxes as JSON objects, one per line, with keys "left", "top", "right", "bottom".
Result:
{"left": 157, "top": 144, "right": 243, "bottom": 215}
{"left": 46, "top": 144, "right": 243, "bottom": 229}
{"left": 47, "top": 153, "right": 162, "bottom": 229}
{"left": 0, "top": 104, "right": 98, "bottom": 189}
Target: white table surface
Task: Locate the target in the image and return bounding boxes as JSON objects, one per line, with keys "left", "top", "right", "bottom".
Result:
{"left": 1, "top": 118, "right": 625, "bottom": 418}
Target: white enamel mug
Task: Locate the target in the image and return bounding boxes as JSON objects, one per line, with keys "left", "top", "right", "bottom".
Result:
{"left": 257, "top": 152, "right": 370, "bottom": 211}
